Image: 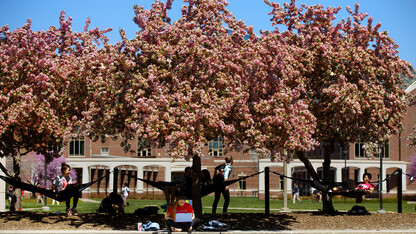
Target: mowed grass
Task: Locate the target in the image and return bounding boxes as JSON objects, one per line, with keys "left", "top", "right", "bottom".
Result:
{"left": 7, "top": 195, "right": 416, "bottom": 214}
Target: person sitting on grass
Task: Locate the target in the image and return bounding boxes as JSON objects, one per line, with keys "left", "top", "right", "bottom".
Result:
{"left": 355, "top": 172, "right": 375, "bottom": 203}
{"left": 165, "top": 195, "right": 200, "bottom": 232}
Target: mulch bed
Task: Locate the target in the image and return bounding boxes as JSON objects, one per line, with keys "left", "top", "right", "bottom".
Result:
{"left": 1, "top": 211, "right": 416, "bottom": 231}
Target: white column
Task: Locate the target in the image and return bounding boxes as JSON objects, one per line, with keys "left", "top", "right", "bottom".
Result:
{"left": 82, "top": 166, "right": 90, "bottom": 194}
{"left": 109, "top": 167, "right": 115, "bottom": 193}
{"left": 136, "top": 166, "right": 144, "bottom": 193}
{"left": 258, "top": 164, "right": 265, "bottom": 195}
{"left": 382, "top": 168, "right": 387, "bottom": 192}
{"left": 401, "top": 165, "right": 407, "bottom": 191}
{"left": 0, "top": 156, "right": 6, "bottom": 211}
{"left": 336, "top": 165, "right": 343, "bottom": 183}
{"left": 357, "top": 168, "right": 363, "bottom": 180}
{"left": 165, "top": 165, "right": 172, "bottom": 182}
{"left": 287, "top": 164, "right": 294, "bottom": 194}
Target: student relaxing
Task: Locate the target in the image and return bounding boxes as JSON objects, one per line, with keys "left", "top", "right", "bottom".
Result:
{"left": 165, "top": 195, "right": 200, "bottom": 232}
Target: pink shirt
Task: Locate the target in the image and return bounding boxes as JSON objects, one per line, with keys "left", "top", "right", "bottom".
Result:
{"left": 357, "top": 182, "right": 375, "bottom": 190}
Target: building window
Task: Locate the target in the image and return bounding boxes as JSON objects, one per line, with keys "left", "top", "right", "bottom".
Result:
{"left": 101, "top": 148, "right": 109, "bottom": 156}
{"left": 354, "top": 141, "right": 389, "bottom": 159}
{"left": 378, "top": 142, "right": 389, "bottom": 158}
{"left": 209, "top": 137, "right": 223, "bottom": 157}
{"left": 69, "top": 138, "right": 84, "bottom": 156}
{"left": 249, "top": 150, "right": 258, "bottom": 160}
{"left": 138, "top": 141, "right": 152, "bottom": 157}
{"left": 238, "top": 176, "right": 247, "bottom": 190}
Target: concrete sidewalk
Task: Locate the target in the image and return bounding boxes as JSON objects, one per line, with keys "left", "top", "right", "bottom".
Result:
{"left": 2, "top": 230, "right": 416, "bottom": 234}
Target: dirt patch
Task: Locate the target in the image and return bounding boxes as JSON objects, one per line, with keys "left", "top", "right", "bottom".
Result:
{"left": 1, "top": 211, "right": 416, "bottom": 231}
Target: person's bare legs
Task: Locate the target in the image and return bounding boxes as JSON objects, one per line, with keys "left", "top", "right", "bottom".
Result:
{"left": 171, "top": 227, "right": 182, "bottom": 232}
{"left": 164, "top": 187, "right": 170, "bottom": 204}
{"left": 170, "top": 187, "right": 177, "bottom": 204}
{"left": 164, "top": 186, "right": 177, "bottom": 205}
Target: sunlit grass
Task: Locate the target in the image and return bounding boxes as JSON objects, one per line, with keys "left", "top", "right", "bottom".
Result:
{"left": 7, "top": 196, "right": 415, "bottom": 214}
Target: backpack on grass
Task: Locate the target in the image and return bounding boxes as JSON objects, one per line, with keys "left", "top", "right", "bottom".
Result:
{"left": 347, "top": 205, "right": 370, "bottom": 215}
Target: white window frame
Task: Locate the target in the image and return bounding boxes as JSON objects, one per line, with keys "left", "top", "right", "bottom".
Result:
{"left": 101, "top": 148, "right": 109, "bottom": 156}
{"left": 354, "top": 141, "right": 389, "bottom": 159}
{"left": 69, "top": 138, "right": 85, "bottom": 157}
{"left": 238, "top": 174, "right": 247, "bottom": 190}
{"left": 138, "top": 141, "right": 152, "bottom": 157}
{"left": 209, "top": 137, "right": 223, "bottom": 157}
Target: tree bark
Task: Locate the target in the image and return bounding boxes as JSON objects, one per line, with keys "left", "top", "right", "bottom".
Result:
{"left": 191, "top": 155, "right": 202, "bottom": 218}
{"left": 296, "top": 151, "right": 319, "bottom": 181}
{"left": 322, "top": 143, "right": 335, "bottom": 213}
{"left": 11, "top": 151, "right": 22, "bottom": 212}
{"left": 297, "top": 148, "right": 336, "bottom": 214}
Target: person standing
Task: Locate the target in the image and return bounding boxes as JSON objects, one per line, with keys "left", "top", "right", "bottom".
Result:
{"left": 212, "top": 155, "right": 233, "bottom": 214}
{"left": 122, "top": 183, "right": 130, "bottom": 207}
{"left": 52, "top": 163, "right": 79, "bottom": 216}
{"left": 292, "top": 183, "right": 302, "bottom": 204}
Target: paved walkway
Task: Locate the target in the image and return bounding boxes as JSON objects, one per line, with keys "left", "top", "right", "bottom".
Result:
{"left": 2, "top": 230, "right": 416, "bottom": 234}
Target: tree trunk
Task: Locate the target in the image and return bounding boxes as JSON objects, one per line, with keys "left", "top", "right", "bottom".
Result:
{"left": 11, "top": 151, "right": 22, "bottom": 212}
{"left": 321, "top": 190, "right": 335, "bottom": 213}
{"left": 321, "top": 143, "right": 335, "bottom": 213}
{"left": 296, "top": 151, "right": 319, "bottom": 181}
{"left": 191, "top": 155, "right": 202, "bottom": 218}
{"left": 297, "top": 149, "right": 336, "bottom": 214}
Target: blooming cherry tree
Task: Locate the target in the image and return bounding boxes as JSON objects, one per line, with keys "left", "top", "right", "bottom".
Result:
{"left": 264, "top": 0, "right": 413, "bottom": 212}
{"left": 115, "top": 0, "right": 320, "bottom": 216}
{"left": 0, "top": 11, "right": 109, "bottom": 211}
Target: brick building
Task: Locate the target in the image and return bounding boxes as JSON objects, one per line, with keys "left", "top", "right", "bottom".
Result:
{"left": 53, "top": 79, "right": 416, "bottom": 199}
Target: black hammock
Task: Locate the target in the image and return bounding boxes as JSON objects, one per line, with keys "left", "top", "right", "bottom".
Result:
{"left": 122, "top": 171, "right": 264, "bottom": 198}
{"left": 271, "top": 170, "right": 370, "bottom": 198}
{"left": 272, "top": 169, "right": 404, "bottom": 198}
{"left": 0, "top": 172, "right": 111, "bottom": 202}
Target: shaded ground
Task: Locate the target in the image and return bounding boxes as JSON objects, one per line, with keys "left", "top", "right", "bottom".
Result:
{"left": 1, "top": 211, "right": 416, "bottom": 231}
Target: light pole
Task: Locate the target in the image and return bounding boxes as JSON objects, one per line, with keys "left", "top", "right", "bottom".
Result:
{"left": 343, "top": 147, "right": 348, "bottom": 201}
{"left": 281, "top": 160, "right": 290, "bottom": 212}
{"left": 377, "top": 142, "right": 386, "bottom": 214}
{"left": 42, "top": 157, "right": 49, "bottom": 211}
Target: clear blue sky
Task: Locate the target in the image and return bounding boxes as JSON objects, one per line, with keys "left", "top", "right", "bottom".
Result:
{"left": 0, "top": 0, "right": 415, "bottom": 67}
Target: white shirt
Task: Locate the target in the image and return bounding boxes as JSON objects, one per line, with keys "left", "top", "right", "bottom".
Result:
{"left": 122, "top": 186, "right": 129, "bottom": 197}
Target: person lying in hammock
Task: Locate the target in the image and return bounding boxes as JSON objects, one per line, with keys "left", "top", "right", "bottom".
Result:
{"left": 355, "top": 172, "right": 375, "bottom": 203}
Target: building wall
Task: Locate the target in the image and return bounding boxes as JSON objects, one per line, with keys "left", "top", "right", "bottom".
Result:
{"left": 57, "top": 86, "right": 416, "bottom": 199}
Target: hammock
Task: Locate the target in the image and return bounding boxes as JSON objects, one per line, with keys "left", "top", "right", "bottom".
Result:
{"left": 271, "top": 171, "right": 344, "bottom": 191}
{"left": 0, "top": 172, "right": 110, "bottom": 202}
{"left": 271, "top": 170, "right": 382, "bottom": 198}
{"left": 121, "top": 171, "right": 263, "bottom": 198}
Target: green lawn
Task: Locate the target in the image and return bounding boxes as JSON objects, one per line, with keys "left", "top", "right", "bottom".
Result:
{"left": 7, "top": 196, "right": 416, "bottom": 214}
